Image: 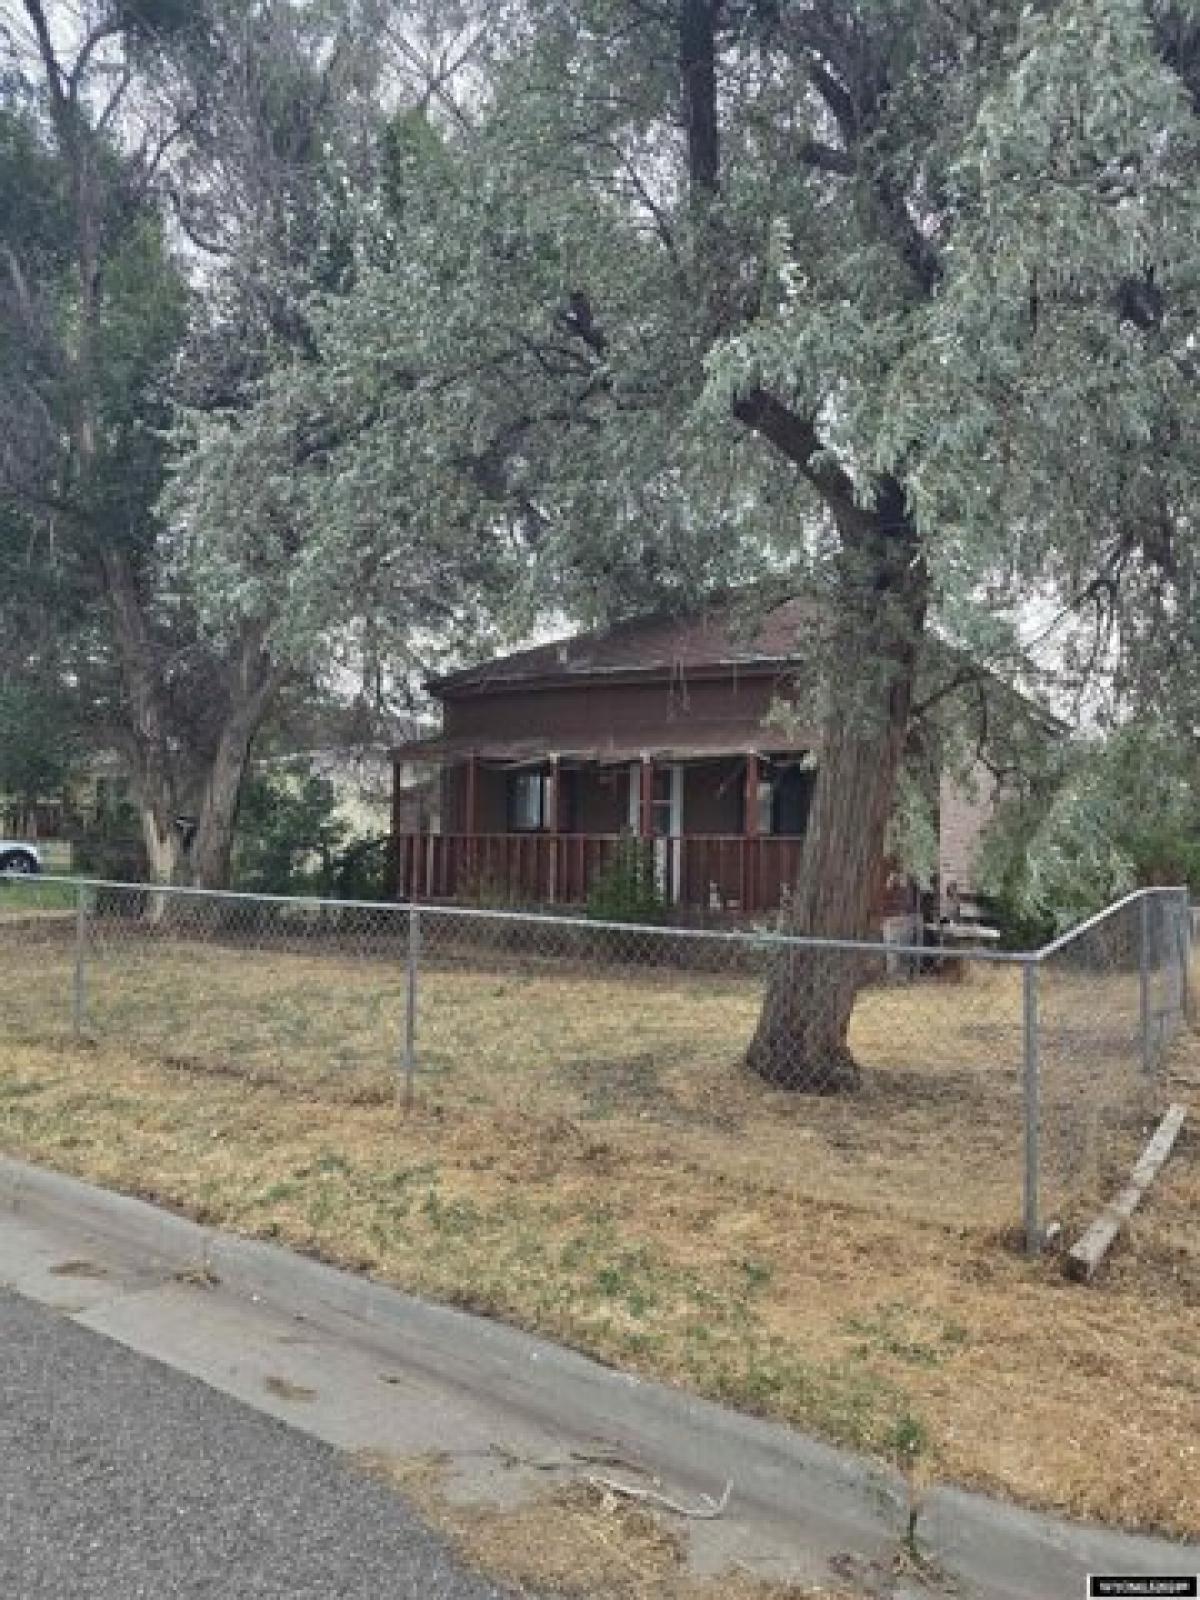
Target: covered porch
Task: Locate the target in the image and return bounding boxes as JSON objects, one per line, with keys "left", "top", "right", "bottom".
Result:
{"left": 391, "top": 741, "right": 816, "bottom": 915}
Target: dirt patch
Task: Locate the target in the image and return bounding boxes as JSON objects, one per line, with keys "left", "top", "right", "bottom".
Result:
{"left": 48, "top": 1258, "right": 108, "bottom": 1279}
{"left": 352, "top": 1451, "right": 861, "bottom": 1600}
{"left": 264, "top": 1374, "right": 317, "bottom": 1403}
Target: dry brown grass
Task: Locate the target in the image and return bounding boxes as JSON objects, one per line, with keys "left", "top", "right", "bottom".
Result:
{"left": 0, "top": 920, "right": 1196, "bottom": 1539}
{"left": 352, "top": 1451, "right": 860, "bottom": 1600}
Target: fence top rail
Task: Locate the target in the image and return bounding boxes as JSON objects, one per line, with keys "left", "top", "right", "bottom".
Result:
{"left": 1032, "top": 884, "right": 1188, "bottom": 963}
{"left": 1, "top": 870, "right": 1032, "bottom": 964}
{"left": 4, "top": 872, "right": 407, "bottom": 918}
{"left": 16, "top": 871, "right": 1181, "bottom": 964}
{"left": 6, "top": 870, "right": 1184, "bottom": 964}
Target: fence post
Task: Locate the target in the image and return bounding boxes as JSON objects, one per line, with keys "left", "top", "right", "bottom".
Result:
{"left": 401, "top": 904, "right": 420, "bottom": 1109}
{"left": 72, "top": 881, "right": 89, "bottom": 1038}
{"left": 1022, "top": 959, "right": 1041, "bottom": 1257}
{"left": 1178, "top": 888, "right": 1192, "bottom": 1029}
{"left": 1139, "top": 892, "right": 1154, "bottom": 1074}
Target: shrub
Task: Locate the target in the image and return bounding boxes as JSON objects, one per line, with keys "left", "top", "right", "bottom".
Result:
{"left": 233, "top": 772, "right": 349, "bottom": 896}
{"left": 585, "top": 835, "right": 665, "bottom": 924}
{"left": 333, "top": 835, "right": 393, "bottom": 901}
{"left": 73, "top": 801, "right": 146, "bottom": 882}
{"left": 978, "top": 724, "right": 1200, "bottom": 941}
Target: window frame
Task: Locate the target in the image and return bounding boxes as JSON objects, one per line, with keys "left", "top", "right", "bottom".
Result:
{"left": 506, "top": 770, "right": 549, "bottom": 832}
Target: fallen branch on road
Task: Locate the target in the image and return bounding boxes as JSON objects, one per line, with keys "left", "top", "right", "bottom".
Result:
{"left": 587, "top": 1474, "right": 733, "bottom": 1519}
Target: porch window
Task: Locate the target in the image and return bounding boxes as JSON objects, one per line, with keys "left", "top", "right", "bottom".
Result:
{"left": 651, "top": 767, "right": 675, "bottom": 837}
{"left": 757, "top": 778, "right": 774, "bottom": 836}
{"left": 759, "top": 762, "right": 814, "bottom": 836}
{"left": 506, "top": 770, "right": 549, "bottom": 831}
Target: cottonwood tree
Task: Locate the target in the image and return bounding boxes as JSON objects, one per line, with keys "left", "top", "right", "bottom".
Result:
{"left": 0, "top": 0, "right": 434, "bottom": 885}
{"left": 289, "top": 0, "right": 1200, "bottom": 1087}
{"left": 0, "top": 36, "right": 194, "bottom": 877}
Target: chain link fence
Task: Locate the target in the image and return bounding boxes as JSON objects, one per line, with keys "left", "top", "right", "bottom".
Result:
{"left": 0, "top": 875, "right": 1190, "bottom": 1252}
{"left": 1029, "top": 887, "right": 1192, "bottom": 1240}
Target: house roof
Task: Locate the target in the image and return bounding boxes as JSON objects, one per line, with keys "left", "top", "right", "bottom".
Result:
{"left": 398, "top": 593, "right": 1066, "bottom": 765}
{"left": 427, "top": 596, "right": 816, "bottom": 695}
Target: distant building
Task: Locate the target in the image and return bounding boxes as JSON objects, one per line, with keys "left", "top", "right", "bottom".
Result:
{"left": 257, "top": 739, "right": 439, "bottom": 840}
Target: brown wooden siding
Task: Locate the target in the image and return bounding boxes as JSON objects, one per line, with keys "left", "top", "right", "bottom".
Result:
{"left": 442, "top": 673, "right": 804, "bottom": 750}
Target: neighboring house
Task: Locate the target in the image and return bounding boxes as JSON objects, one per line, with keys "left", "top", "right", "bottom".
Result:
{"left": 390, "top": 598, "right": 1055, "bottom": 927}
{"left": 6, "top": 735, "right": 435, "bottom": 851}
{"left": 0, "top": 751, "right": 131, "bottom": 843}
{"left": 938, "top": 764, "right": 998, "bottom": 914}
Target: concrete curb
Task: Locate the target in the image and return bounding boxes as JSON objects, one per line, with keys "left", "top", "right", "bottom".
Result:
{"left": 1, "top": 1155, "right": 1196, "bottom": 1599}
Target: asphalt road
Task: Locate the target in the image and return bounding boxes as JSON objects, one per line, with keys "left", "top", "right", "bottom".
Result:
{"left": 0, "top": 1288, "right": 520, "bottom": 1600}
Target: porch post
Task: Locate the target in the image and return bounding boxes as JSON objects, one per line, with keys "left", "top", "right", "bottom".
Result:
{"left": 547, "top": 754, "right": 561, "bottom": 904}
{"left": 388, "top": 756, "right": 404, "bottom": 898}
{"left": 464, "top": 752, "right": 479, "bottom": 834}
{"left": 744, "top": 754, "right": 759, "bottom": 836}
{"left": 547, "top": 755, "right": 562, "bottom": 831}
{"left": 463, "top": 752, "right": 479, "bottom": 895}
{"left": 639, "top": 755, "right": 655, "bottom": 838}
{"left": 743, "top": 753, "right": 759, "bottom": 911}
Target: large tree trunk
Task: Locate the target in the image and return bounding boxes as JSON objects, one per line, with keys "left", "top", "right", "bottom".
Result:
{"left": 189, "top": 711, "right": 265, "bottom": 890}
{"left": 104, "top": 551, "right": 279, "bottom": 891}
{"left": 189, "top": 734, "right": 251, "bottom": 891}
{"left": 746, "top": 488, "right": 928, "bottom": 1091}
{"left": 100, "top": 545, "right": 185, "bottom": 884}
{"left": 189, "top": 626, "right": 280, "bottom": 890}
{"left": 138, "top": 807, "right": 182, "bottom": 884}
{"left": 666, "top": 0, "right": 936, "bottom": 1090}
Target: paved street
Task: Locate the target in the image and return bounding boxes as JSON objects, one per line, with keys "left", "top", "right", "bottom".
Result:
{"left": 0, "top": 1288, "right": 517, "bottom": 1600}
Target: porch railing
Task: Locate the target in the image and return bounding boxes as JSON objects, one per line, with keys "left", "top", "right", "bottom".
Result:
{"left": 394, "top": 832, "right": 808, "bottom": 914}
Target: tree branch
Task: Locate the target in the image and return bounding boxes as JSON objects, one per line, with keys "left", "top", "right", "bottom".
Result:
{"left": 731, "top": 386, "right": 862, "bottom": 519}
{"left": 2, "top": 244, "right": 37, "bottom": 330}
{"left": 97, "top": 64, "right": 133, "bottom": 136}
{"left": 680, "top": 0, "right": 720, "bottom": 194}
{"left": 796, "top": 138, "right": 855, "bottom": 175}
{"left": 801, "top": 54, "right": 857, "bottom": 144}
{"left": 601, "top": 139, "right": 679, "bottom": 256}
{"left": 20, "top": 0, "right": 68, "bottom": 120}
{"left": 130, "top": 108, "right": 200, "bottom": 201}
{"left": 69, "top": 20, "right": 125, "bottom": 101}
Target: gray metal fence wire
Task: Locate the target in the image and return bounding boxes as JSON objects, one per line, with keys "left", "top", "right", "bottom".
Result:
{"left": 0, "top": 875, "right": 1190, "bottom": 1254}
{"left": 1030, "top": 886, "right": 1191, "bottom": 1242}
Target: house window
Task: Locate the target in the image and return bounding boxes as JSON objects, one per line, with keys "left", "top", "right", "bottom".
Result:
{"left": 651, "top": 767, "right": 675, "bottom": 838}
{"left": 628, "top": 764, "right": 681, "bottom": 837}
{"left": 507, "top": 771, "right": 549, "bottom": 831}
{"left": 757, "top": 777, "right": 774, "bottom": 836}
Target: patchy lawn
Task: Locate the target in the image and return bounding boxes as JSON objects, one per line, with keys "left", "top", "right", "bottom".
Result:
{"left": 0, "top": 915, "right": 1196, "bottom": 1539}
{"left": 0, "top": 878, "right": 77, "bottom": 913}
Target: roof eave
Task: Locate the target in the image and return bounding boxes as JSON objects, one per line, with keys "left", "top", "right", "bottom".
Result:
{"left": 427, "top": 655, "right": 805, "bottom": 697}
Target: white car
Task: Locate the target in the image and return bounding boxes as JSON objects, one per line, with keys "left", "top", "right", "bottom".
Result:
{"left": 0, "top": 841, "right": 41, "bottom": 875}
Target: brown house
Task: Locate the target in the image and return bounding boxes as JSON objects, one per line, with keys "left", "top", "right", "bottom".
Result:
{"left": 391, "top": 598, "right": 1009, "bottom": 925}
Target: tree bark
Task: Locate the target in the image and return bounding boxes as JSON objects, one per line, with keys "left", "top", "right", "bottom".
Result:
{"left": 98, "top": 545, "right": 185, "bottom": 881}
{"left": 18, "top": 6, "right": 287, "bottom": 895}
{"left": 188, "top": 628, "right": 280, "bottom": 890}
{"left": 746, "top": 485, "right": 928, "bottom": 1091}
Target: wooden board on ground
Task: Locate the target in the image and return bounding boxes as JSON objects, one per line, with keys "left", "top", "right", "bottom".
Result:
{"left": 1065, "top": 1103, "right": 1188, "bottom": 1283}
